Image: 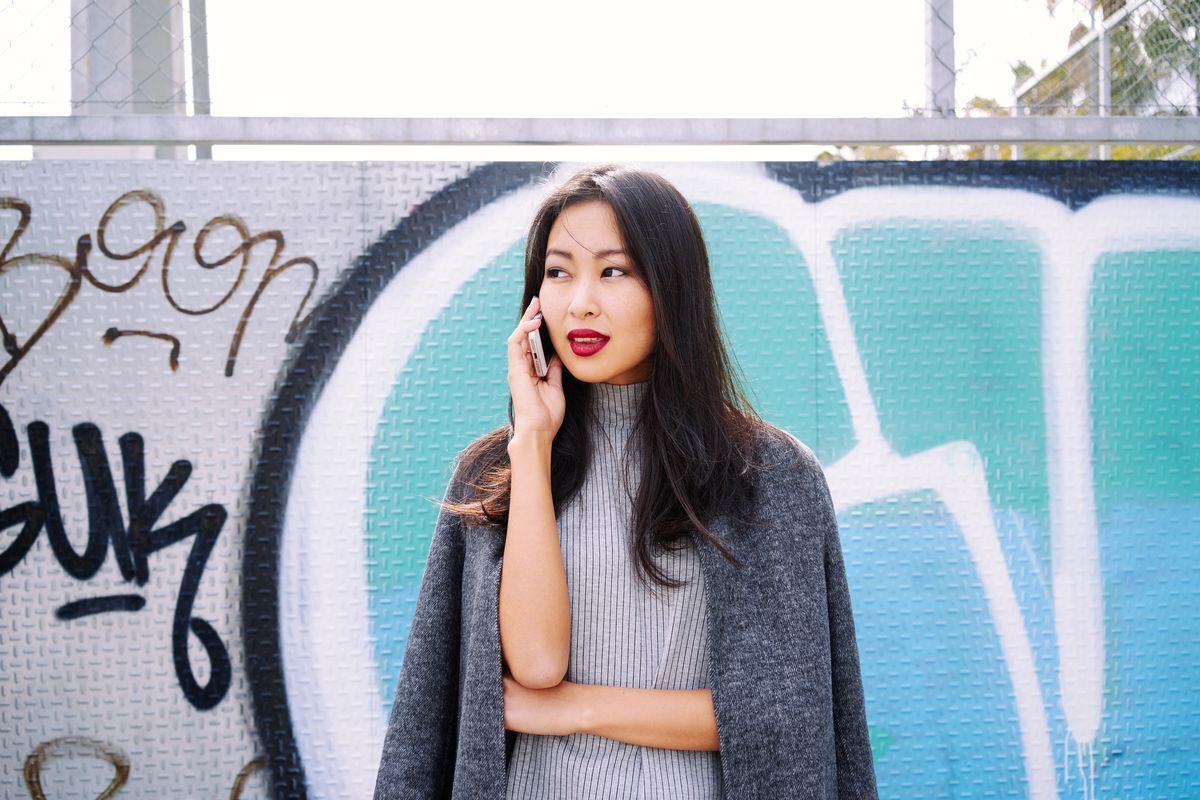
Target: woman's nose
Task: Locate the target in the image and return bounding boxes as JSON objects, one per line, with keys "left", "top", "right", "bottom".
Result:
{"left": 567, "top": 281, "right": 600, "bottom": 318}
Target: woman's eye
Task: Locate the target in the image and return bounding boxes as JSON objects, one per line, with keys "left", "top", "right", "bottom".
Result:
{"left": 543, "top": 266, "right": 627, "bottom": 278}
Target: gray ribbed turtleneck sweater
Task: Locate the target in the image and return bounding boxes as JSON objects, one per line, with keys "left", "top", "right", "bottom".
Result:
{"left": 506, "top": 380, "right": 724, "bottom": 799}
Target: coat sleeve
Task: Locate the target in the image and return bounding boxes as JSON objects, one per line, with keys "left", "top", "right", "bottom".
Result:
{"left": 812, "top": 457, "right": 880, "bottom": 799}
{"left": 373, "top": 458, "right": 469, "bottom": 800}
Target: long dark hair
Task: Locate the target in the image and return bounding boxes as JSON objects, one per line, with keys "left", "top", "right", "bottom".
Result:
{"left": 440, "top": 163, "right": 776, "bottom": 593}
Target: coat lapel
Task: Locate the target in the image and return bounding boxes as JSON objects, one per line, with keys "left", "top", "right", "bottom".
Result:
{"left": 455, "top": 532, "right": 509, "bottom": 798}
{"left": 692, "top": 511, "right": 741, "bottom": 794}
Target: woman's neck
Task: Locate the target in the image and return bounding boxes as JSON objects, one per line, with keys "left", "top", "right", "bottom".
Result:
{"left": 587, "top": 380, "right": 647, "bottom": 437}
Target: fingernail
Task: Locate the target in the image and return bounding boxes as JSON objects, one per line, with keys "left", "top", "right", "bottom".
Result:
{"left": 533, "top": 313, "right": 542, "bottom": 321}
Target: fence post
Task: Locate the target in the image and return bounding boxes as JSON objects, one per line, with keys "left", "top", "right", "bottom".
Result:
{"left": 1098, "top": 7, "right": 1112, "bottom": 160}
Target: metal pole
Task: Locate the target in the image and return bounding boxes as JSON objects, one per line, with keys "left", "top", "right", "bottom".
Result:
{"left": 190, "top": 0, "right": 212, "bottom": 159}
{"left": 1098, "top": 8, "right": 1112, "bottom": 160}
{"left": 925, "top": 0, "right": 956, "bottom": 117}
{"left": 1089, "top": 3, "right": 1099, "bottom": 159}
{"left": 926, "top": 0, "right": 955, "bottom": 158}
{"left": 1013, "top": 98, "right": 1023, "bottom": 160}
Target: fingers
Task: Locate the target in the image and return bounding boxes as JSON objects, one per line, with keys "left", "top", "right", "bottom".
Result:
{"left": 507, "top": 297, "right": 543, "bottom": 347}
{"left": 509, "top": 298, "right": 549, "bottom": 387}
{"left": 519, "top": 296, "right": 540, "bottom": 327}
{"left": 508, "top": 318, "right": 543, "bottom": 367}
{"left": 545, "top": 353, "right": 563, "bottom": 388}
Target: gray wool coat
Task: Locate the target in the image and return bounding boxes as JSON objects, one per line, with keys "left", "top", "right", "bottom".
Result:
{"left": 372, "top": 425, "right": 879, "bottom": 799}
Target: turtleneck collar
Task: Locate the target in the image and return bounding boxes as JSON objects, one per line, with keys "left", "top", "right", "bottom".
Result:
{"left": 587, "top": 380, "right": 648, "bottom": 434}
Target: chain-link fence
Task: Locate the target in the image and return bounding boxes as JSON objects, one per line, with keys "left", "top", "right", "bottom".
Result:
{"left": 1016, "top": 0, "right": 1199, "bottom": 116}
{"left": 0, "top": 0, "right": 1198, "bottom": 157}
{"left": 2, "top": 0, "right": 208, "bottom": 115}
{"left": 66, "top": 0, "right": 209, "bottom": 115}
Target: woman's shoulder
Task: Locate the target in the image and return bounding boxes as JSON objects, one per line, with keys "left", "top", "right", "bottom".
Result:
{"left": 746, "top": 421, "right": 837, "bottom": 538}
{"left": 744, "top": 420, "right": 836, "bottom": 517}
{"left": 751, "top": 419, "right": 824, "bottom": 476}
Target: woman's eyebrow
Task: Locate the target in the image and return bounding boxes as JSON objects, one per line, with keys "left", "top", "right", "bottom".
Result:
{"left": 546, "top": 247, "right": 627, "bottom": 260}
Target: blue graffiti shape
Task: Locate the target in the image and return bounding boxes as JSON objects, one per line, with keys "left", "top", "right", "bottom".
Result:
{"left": 0, "top": 403, "right": 231, "bottom": 711}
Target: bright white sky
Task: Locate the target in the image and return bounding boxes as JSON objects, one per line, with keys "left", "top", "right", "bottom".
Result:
{"left": 1, "top": 0, "right": 1088, "bottom": 160}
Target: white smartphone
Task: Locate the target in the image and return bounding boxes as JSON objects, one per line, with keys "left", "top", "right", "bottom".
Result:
{"left": 527, "top": 325, "right": 549, "bottom": 378}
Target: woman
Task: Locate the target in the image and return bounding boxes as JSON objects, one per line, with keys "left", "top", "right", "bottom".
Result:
{"left": 373, "top": 164, "right": 878, "bottom": 799}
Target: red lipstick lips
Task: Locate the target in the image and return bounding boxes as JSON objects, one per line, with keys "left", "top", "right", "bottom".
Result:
{"left": 567, "top": 328, "right": 610, "bottom": 357}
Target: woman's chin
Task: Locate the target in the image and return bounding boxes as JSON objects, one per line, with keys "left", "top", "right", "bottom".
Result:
{"left": 565, "top": 364, "right": 613, "bottom": 383}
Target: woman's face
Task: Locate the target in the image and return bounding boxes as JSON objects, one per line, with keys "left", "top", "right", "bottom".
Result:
{"left": 538, "top": 200, "right": 656, "bottom": 385}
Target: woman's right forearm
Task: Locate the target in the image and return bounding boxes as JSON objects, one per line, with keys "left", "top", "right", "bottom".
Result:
{"left": 500, "top": 432, "right": 570, "bottom": 689}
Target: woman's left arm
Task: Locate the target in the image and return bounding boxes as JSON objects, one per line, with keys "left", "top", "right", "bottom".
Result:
{"left": 503, "top": 675, "right": 719, "bottom": 751}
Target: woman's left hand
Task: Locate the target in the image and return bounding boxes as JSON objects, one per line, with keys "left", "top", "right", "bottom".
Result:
{"left": 503, "top": 673, "right": 587, "bottom": 736}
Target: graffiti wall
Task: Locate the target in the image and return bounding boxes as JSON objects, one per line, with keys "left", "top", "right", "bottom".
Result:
{"left": 1, "top": 160, "right": 1197, "bottom": 799}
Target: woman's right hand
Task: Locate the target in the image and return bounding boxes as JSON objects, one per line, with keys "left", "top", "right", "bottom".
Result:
{"left": 507, "top": 295, "right": 565, "bottom": 441}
